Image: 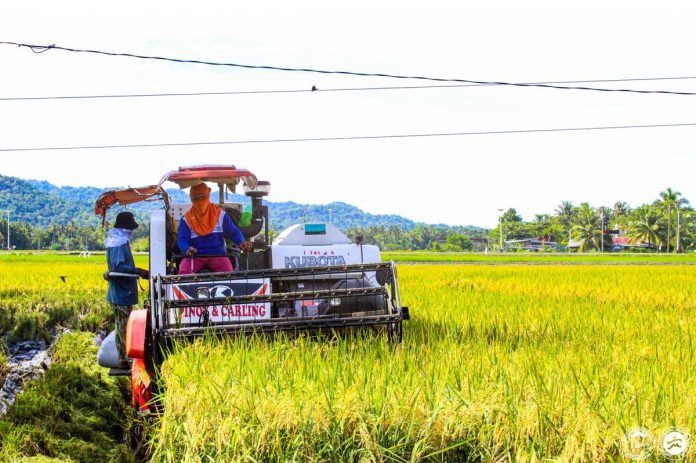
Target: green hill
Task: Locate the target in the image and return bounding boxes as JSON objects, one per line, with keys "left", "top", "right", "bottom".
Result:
{"left": 0, "top": 176, "right": 97, "bottom": 226}
{"left": 0, "top": 174, "right": 484, "bottom": 234}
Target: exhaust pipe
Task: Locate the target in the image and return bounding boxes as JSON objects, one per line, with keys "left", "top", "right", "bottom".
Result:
{"left": 239, "top": 181, "right": 270, "bottom": 240}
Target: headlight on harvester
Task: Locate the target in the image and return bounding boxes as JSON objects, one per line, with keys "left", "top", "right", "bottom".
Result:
{"left": 243, "top": 180, "right": 271, "bottom": 197}
{"left": 330, "top": 298, "right": 341, "bottom": 307}
{"left": 196, "top": 288, "right": 210, "bottom": 299}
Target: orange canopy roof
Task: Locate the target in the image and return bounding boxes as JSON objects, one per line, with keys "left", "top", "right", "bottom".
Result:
{"left": 158, "top": 165, "right": 257, "bottom": 190}
{"left": 94, "top": 185, "right": 163, "bottom": 219}
{"left": 94, "top": 165, "right": 258, "bottom": 222}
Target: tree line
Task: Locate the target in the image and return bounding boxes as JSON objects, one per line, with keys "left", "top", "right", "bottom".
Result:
{"left": 344, "top": 224, "right": 485, "bottom": 251}
{"left": 0, "top": 219, "right": 484, "bottom": 252}
{"left": 1, "top": 187, "right": 691, "bottom": 253}
{"left": 0, "top": 220, "right": 149, "bottom": 251}
{"left": 491, "top": 188, "right": 693, "bottom": 252}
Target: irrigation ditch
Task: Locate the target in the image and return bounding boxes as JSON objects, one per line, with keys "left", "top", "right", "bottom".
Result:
{"left": 0, "top": 337, "right": 51, "bottom": 416}
{"left": 0, "top": 329, "right": 150, "bottom": 462}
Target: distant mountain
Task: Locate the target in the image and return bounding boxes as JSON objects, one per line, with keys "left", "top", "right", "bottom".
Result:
{"left": 0, "top": 176, "right": 97, "bottom": 226}
{"left": 0, "top": 174, "right": 482, "bottom": 233}
{"left": 25, "top": 180, "right": 107, "bottom": 205}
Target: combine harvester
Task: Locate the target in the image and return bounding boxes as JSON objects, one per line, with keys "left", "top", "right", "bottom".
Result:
{"left": 95, "top": 165, "right": 408, "bottom": 412}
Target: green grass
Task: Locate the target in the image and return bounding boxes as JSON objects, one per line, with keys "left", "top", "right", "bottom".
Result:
{"left": 0, "top": 348, "right": 8, "bottom": 389}
{"left": 0, "top": 253, "right": 148, "bottom": 340}
{"left": 0, "top": 252, "right": 147, "bottom": 264}
{"left": 0, "top": 332, "right": 136, "bottom": 462}
{"left": 382, "top": 251, "right": 696, "bottom": 264}
{"left": 149, "top": 265, "right": 696, "bottom": 462}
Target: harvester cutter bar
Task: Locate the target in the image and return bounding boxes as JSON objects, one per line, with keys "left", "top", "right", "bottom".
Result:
{"left": 159, "top": 313, "right": 402, "bottom": 338}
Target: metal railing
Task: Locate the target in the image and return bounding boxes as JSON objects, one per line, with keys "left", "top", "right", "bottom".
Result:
{"left": 151, "top": 262, "right": 403, "bottom": 340}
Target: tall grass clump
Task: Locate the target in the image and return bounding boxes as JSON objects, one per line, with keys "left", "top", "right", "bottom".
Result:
{"left": 149, "top": 265, "right": 696, "bottom": 462}
{"left": 0, "top": 348, "right": 8, "bottom": 389}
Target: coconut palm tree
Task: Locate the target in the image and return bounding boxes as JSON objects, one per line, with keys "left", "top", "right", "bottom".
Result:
{"left": 572, "top": 203, "right": 605, "bottom": 252}
{"left": 529, "top": 214, "right": 564, "bottom": 244}
{"left": 628, "top": 204, "right": 661, "bottom": 250}
{"left": 612, "top": 201, "right": 631, "bottom": 232}
{"left": 528, "top": 214, "right": 546, "bottom": 239}
{"left": 554, "top": 201, "right": 575, "bottom": 244}
{"left": 540, "top": 221, "right": 566, "bottom": 244}
{"left": 676, "top": 206, "right": 696, "bottom": 251}
{"left": 658, "top": 188, "right": 688, "bottom": 253}
{"left": 673, "top": 196, "right": 690, "bottom": 252}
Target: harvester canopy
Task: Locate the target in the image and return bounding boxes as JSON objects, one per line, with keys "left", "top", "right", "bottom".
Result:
{"left": 94, "top": 185, "right": 164, "bottom": 223}
{"left": 158, "top": 165, "right": 258, "bottom": 191}
{"left": 94, "top": 165, "right": 260, "bottom": 223}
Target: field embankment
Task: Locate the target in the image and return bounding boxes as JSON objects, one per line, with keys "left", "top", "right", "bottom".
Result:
{"left": 149, "top": 264, "right": 696, "bottom": 462}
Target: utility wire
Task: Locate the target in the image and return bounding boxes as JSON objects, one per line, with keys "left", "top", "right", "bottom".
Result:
{"left": 1, "top": 41, "right": 695, "bottom": 96}
{"left": 3, "top": 76, "right": 696, "bottom": 101}
{"left": 1, "top": 122, "right": 694, "bottom": 152}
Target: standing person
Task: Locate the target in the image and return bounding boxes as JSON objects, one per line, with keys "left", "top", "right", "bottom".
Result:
{"left": 177, "top": 182, "right": 252, "bottom": 274}
{"left": 105, "top": 211, "right": 148, "bottom": 369}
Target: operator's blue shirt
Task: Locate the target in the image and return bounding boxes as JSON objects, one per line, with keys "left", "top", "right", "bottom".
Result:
{"left": 177, "top": 211, "right": 245, "bottom": 256}
{"left": 106, "top": 243, "right": 139, "bottom": 306}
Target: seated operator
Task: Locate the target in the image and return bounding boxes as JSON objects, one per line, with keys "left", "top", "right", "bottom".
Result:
{"left": 177, "top": 182, "right": 253, "bottom": 274}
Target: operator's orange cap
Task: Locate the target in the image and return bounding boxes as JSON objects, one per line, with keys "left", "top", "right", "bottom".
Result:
{"left": 190, "top": 183, "right": 211, "bottom": 199}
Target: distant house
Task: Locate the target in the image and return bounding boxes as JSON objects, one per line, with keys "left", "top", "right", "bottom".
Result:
{"left": 566, "top": 236, "right": 657, "bottom": 252}
{"left": 566, "top": 239, "right": 582, "bottom": 251}
{"left": 471, "top": 237, "right": 489, "bottom": 252}
{"left": 610, "top": 236, "right": 657, "bottom": 251}
{"left": 505, "top": 238, "right": 562, "bottom": 252}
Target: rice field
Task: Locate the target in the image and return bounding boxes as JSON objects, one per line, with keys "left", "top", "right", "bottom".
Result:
{"left": 0, "top": 253, "right": 147, "bottom": 339}
{"left": 1, "top": 254, "right": 694, "bottom": 461}
{"left": 150, "top": 265, "right": 696, "bottom": 462}
{"left": 382, "top": 251, "right": 696, "bottom": 264}
{"left": 0, "top": 254, "right": 144, "bottom": 462}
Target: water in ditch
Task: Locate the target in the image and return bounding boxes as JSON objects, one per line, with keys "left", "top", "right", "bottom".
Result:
{"left": 0, "top": 339, "right": 51, "bottom": 416}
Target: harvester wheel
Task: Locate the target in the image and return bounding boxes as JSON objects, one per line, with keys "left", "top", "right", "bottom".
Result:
{"left": 388, "top": 320, "right": 403, "bottom": 344}
{"left": 388, "top": 307, "right": 403, "bottom": 344}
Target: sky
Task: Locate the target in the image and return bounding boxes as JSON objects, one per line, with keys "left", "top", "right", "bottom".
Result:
{"left": 1, "top": 1, "right": 695, "bottom": 227}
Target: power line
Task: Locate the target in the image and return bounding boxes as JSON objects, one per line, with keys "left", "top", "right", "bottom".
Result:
{"left": 0, "top": 122, "right": 693, "bottom": 152}
{"left": 2, "top": 76, "right": 696, "bottom": 102}
{"left": 1, "top": 41, "right": 695, "bottom": 96}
